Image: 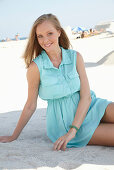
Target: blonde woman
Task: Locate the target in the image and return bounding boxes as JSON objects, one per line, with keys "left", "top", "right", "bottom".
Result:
{"left": 0, "top": 14, "right": 114, "bottom": 151}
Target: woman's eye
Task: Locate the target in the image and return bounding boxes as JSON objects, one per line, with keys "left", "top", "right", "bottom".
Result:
{"left": 37, "top": 35, "right": 43, "bottom": 38}
{"left": 48, "top": 32, "right": 53, "bottom": 35}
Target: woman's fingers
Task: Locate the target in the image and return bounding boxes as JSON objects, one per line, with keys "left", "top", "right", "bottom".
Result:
{"left": 53, "top": 137, "right": 68, "bottom": 151}
{"left": 0, "top": 136, "right": 14, "bottom": 143}
{"left": 61, "top": 141, "right": 67, "bottom": 151}
{"left": 53, "top": 139, "right": 62, "bottom": 150}
{"left": 56, "top": 140, "right": 65, "bottom": 150}
{"left": 0, "top": 137, "right": 7, "bottom": 143}
{"left": 53, "top": 132, "right": 74, "bottom": 151}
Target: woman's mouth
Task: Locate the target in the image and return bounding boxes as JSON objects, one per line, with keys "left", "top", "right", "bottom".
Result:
{"left": 44, "top": 43, "right": 52, "bottom": 48}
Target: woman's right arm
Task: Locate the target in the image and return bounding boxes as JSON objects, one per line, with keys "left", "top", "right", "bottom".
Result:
{"left": 0, "top": 62, "right": 40, "bottom": 142}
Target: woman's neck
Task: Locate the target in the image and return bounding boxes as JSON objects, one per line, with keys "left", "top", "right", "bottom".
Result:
{"left": 46, "top": 47, "right": 62, "bottom": 62}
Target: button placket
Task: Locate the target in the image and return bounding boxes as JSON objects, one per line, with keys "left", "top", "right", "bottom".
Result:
{"left": 59, "top": 71, "right": 71, "bottom": 95}
{"left": 64, "top": 72, "right": 74, "bottom": 95}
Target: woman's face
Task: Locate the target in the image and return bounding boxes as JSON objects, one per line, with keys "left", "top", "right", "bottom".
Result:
{"left": 36, "top": 20, "right": 61, "bottom": 52}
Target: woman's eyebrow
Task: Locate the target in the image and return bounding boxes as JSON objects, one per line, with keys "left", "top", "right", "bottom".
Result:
{"left": 37, "top": 30, "right": 53, "bottom": 36}
{"left": 37, "top": 33, "right": 42, "bottom": 36}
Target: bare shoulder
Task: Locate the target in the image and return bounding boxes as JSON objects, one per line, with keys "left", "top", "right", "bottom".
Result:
{"left": 76, "top": 51, "right": 84, "bottom": 62}
{"left": 76, "top": 51, "right": 85, "bottom": 74}
{"left": 77, "top": 51, "right": 81, "bottom": 57}
{"left": 26, "top": 61, "right": 40, "bottom": 85}
{"left": 27, "top": 61, "right": 40, "bottom": 77}
{"left": 26, "top": 61, "right": 40, "bottom": 104}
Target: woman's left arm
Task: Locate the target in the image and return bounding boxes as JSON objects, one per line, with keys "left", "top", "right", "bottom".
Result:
{"left": 71, "top": 51, "right": 91, "bottom": 129}
{"left": 53, "top": 52, "right": 92, "bottom": 151}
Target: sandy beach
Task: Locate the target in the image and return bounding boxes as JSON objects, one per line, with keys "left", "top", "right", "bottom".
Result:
{"left": 0, "top": 32, "right": 114, "bottom": 170}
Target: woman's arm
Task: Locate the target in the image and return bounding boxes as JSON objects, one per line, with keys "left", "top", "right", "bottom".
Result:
{"left": 0, "top": 62, "right": 40, "bottom": 142}
{"left": 71, "top": 52, "right": 91, "bottom": 133}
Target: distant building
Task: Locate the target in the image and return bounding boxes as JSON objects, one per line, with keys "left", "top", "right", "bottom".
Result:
{"left": 94, "top": 21, "right": 114, "bottom": 33}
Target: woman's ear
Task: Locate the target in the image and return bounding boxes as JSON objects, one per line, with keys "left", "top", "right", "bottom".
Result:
{"left": 58, "top": 30, "right": 61, "bottom": 37}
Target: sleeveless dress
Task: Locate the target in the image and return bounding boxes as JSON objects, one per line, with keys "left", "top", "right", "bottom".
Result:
{"left": 33, "top": 47, "right": 112, "bottom": 148}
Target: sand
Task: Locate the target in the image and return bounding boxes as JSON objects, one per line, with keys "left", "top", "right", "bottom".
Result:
{"left": 0, "top": 32, "right": 114, "bottom": 170}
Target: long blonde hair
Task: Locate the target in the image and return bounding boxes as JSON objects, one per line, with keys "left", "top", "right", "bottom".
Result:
{"left": 22, "top": 13, "right": 71, "bottom": 68}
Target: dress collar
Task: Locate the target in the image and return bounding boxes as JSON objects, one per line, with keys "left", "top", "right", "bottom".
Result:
{"left": 42, "top": 47, "right": 72, "bottom": 69}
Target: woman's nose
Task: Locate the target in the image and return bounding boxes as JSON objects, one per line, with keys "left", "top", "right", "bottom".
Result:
{"left": 43, "top": 36, "right": 49, "bottom": 43}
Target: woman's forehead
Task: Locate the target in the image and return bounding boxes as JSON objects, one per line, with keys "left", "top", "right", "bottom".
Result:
{"left": 37, "top": 21, "right": 55, "bottom": 29}
{"left": 36, "top": 21, "right": 56, "bottom": 34}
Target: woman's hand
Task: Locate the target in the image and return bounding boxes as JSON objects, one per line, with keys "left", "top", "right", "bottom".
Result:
{"left": 53, "top": 128, "right": 77, "bottom": 151}
{"left": 0, "top": 136, "right": 16, "bottom": 143}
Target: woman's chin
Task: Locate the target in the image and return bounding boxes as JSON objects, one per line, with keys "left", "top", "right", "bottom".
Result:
{"left": 44, "top": 45, "right": 53, "bottom": 52}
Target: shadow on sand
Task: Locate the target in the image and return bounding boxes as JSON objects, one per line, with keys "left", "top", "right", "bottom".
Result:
{"left": 85, "top": 50, "right": 114, "bottom": 68}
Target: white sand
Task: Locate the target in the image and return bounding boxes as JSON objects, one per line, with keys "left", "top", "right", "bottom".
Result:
{"left": 0, "top": 33, "right": 114, "bottom": 170}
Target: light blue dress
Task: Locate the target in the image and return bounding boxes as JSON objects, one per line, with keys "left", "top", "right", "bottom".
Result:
{"left": 33, "top": 47, "right": 112, "bottom": 148}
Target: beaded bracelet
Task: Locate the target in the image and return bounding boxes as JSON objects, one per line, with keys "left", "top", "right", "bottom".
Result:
{"left": 69, "top": 125, "right": 79, "bottom": 132}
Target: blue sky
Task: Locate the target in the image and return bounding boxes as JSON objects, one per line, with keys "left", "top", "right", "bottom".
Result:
{"left": 0, "top": 0, "right": 114, "bottom": 39}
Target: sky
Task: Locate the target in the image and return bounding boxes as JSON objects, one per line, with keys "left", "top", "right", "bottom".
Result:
{"left": 0, "top": 0, "right": 114, "bottom": 40}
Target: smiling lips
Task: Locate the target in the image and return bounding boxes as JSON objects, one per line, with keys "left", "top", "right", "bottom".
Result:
{"left": 44, "top": 43, "right": 52, "bottom": 47}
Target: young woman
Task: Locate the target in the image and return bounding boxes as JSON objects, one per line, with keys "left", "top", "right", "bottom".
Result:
{"left": 0, "top": 14, "right": 114, "bottom": 151}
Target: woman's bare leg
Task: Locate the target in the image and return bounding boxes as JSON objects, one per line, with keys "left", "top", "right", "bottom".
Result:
{"left": 88, "top": 102, "right": 114, "bottom": 146}
{"left": 100, "top": 102, "right": 114, "bottom": 123}
{"left": 88, "top": 123, "right": 114, "bottom": 146}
